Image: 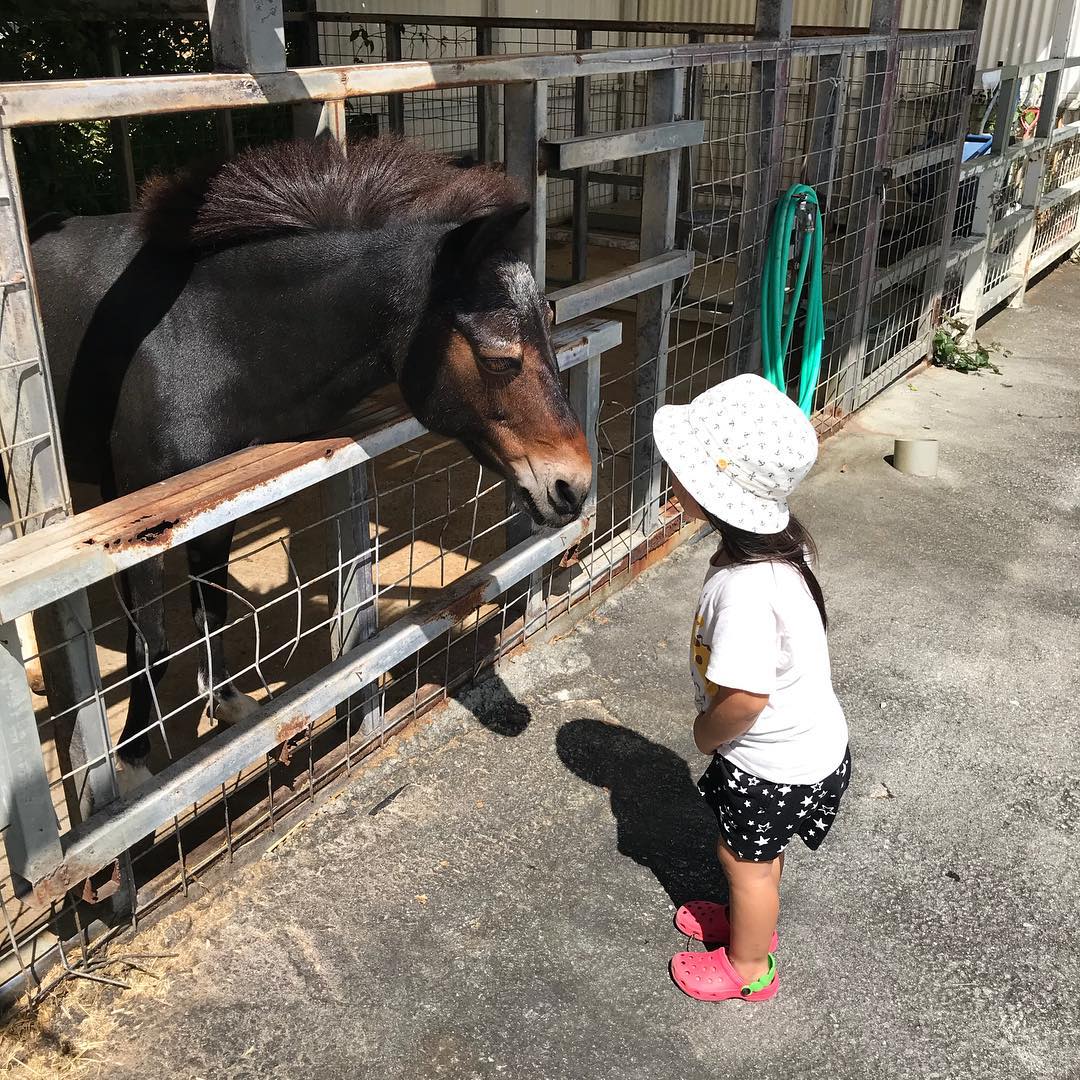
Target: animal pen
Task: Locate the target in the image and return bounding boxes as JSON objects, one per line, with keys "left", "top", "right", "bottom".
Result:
{"left": 1, "top": 0, "right": 1078, "bottom": 1005}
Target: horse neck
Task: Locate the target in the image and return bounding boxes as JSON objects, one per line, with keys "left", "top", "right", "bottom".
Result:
{"left": 211, "top": 227, "right": 438, "bottom": 389}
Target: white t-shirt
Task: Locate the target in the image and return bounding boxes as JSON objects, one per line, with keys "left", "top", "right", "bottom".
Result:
{"left": 690, "top": 557, "right": 848, "bottom": 785}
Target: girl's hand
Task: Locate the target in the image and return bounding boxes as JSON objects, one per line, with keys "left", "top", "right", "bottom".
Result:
{"left": 693, "top": 687, "right": 769, "bottom": 754}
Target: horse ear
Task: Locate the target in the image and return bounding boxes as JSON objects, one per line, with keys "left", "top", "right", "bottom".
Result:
{"left": 439, "top": 202, "right": 531, "bottom": 268}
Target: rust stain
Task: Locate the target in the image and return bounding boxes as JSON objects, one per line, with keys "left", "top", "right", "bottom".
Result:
{"left": 276, "top": 714, "right": 310, "bottom": 766}
{"left": 102, "top": 518, "right": 179, "bottom": 551}
{"left": 444, "top": 580, "right": 488, "bottom": 625}
{"left": 80, "top": 860, "right": 121, "bottom": 905}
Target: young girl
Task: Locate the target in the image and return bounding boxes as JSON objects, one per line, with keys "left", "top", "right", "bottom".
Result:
{"left": 651, "top": 373, "right": 850, "bottom": 1003}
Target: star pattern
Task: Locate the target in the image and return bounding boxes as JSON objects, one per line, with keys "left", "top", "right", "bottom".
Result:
{"left": 696, "top": 748, "right": 852, "bottom": 862}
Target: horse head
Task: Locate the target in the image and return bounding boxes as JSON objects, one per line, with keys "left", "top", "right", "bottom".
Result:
{"left": 401, "top": 204, "right": 593, "bottom": 528}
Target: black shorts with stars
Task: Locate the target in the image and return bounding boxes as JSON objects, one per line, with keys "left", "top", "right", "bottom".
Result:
{"left": 697, "top": 747, "right": 851, "bottom": 862}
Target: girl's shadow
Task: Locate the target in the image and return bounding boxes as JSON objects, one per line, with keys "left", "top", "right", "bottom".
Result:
{"left": 556, "top": 717, "right": 727, "bottom": 908}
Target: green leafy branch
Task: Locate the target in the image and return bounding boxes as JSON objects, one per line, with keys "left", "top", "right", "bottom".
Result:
{"left": 932, "top": 316, "right": 1006, "bottom": 375}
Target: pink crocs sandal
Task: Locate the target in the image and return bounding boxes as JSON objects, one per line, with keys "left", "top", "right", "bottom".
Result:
{"left": 674, "top": 901, "right": 779, "bottom": 951}
{"left": 670, "top": 947, "right": 779, "bottom": 1002}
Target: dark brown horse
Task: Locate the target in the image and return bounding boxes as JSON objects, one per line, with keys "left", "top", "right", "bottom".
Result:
{"left": 30, "top": 136, "right": 591, "bottom": 800}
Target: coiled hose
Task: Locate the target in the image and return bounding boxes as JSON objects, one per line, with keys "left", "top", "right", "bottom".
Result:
{"left": 760, "top": 183, "right": 824, "bottom": 417}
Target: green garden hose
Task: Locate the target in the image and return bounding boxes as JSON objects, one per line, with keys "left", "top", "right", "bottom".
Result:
{"left": 760, "top": 183, "right": 824, "bottom": 417}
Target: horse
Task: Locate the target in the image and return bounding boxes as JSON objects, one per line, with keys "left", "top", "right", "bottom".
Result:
{"left": 30, "top": 136, "right": 592, "bottom": 803}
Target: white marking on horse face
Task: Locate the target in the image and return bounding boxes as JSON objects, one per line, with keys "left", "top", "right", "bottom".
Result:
{"left": 498, "top": 260, "right": 539, "bottom": 309}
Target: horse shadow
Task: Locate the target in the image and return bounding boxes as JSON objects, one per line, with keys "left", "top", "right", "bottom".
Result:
{"left": 452, "top": 670, "right": 531, "bottom": 738}
{"left": 555, "top": 717, "right": 727, "bottom": 908}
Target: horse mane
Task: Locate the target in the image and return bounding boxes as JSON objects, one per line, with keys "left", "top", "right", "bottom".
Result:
{"left": 139, "top": 136, "right": 525, "bottom": 250}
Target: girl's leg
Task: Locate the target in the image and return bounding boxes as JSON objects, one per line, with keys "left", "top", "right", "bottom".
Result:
{"left": 717, "top": 838, "right": 780, "bottom": 985}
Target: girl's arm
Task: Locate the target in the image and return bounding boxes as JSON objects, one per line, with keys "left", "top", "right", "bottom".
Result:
{"left": 693, "top": 687, "right": 769, "bottom": 755}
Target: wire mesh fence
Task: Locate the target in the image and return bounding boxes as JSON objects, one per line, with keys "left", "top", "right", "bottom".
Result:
{"left": 2, "top": 14, "right": 1079, "bottom": 1009}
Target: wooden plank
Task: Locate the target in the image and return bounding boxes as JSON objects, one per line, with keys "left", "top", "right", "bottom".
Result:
{"left": 543, "top": 120, "right": 705, "bottom": 171}
{"left": 549, "top": 250, "right": 695, "bottom": 324}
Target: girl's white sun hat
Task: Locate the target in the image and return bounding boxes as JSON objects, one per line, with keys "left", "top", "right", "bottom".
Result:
{"left": 652, "top": 373, "right": 819, "bottom": 535}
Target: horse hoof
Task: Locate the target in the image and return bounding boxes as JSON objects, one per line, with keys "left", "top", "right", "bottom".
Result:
{"left": 79, "top": 760, "right": 153, "bottom": 821}
{"left": 116, "top": 760, "right": 154, "bottom": 800}
{"left": 210, "top": 691, "right": 259, "bottom": 727}
{"left": 27, "top": 661, "right": 46, "bottom": 696}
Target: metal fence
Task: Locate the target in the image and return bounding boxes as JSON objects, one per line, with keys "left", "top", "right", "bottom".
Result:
{"left": 2, "top": 2, "right": 1073, "bottom": 1008}
{"left": 944, "top": 57, "right": 1080, "bottom": 330}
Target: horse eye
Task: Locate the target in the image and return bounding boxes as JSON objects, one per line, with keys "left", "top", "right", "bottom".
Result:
{"left": 478, "top": 354, "right": 522, "bottom": 376}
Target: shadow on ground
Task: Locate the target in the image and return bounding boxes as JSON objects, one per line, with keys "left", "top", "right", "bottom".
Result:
{"left": 556, "top": 717, "right": 726, "bottom": 908}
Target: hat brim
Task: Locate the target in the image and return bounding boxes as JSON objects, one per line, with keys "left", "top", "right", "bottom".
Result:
{"left": 653, "top": 402, "right": 790, "bottom": 534}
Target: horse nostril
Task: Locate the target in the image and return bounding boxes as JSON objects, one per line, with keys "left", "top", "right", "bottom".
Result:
{"left": 553, "top": 478, "right": 585, "bottom": 517}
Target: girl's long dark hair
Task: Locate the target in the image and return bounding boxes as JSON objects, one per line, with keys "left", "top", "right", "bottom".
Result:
{"left": 704, "top": 511, "right": 828, "bottom": 631}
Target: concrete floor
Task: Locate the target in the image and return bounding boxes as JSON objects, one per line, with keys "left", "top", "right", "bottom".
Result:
{"left": 27, "top": 265, "right": 1080, "bottom": 1078}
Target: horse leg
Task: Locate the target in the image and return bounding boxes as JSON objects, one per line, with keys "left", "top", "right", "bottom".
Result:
{"left": 113, "top": 556, "right": 169, "bottom": 802}
{"left": 19, "top": 614, "right": 45, "bottom": 695}
{"left": 187, "top": 524, "right": 258, "bottom": 726}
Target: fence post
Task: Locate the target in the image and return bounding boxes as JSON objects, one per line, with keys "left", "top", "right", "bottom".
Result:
{"left": 1008, "top": 61, "right": 1065, "bottom": 307}
{"left": 502, "top": 81, "right": 548, "bottom": 621}
{"left": 571, "top": 29, "right": 593, "bottom": 283}
{"left": 829, "top": 0, "right": 900, "bottom": 413}
{"left": 207, "top": 0, "right": 288, "bottom": 160}
{"left": 385, "top": 23, "right": 406, "bottom": 136}
{"left": 290, "top": 106, "right": 382, "bottom": 739}
{"left": 0, "top": 129, "right": 119, "bottom": 839}
{"left": 804, "top": 50, "right": 846, "bottom": 212}
{"left": 475, "top": 25, "right": 501, "bottom": 164}
{"left": 0, "top": 621, "right": 63, "bottom": 890}
{"left": 954, "top": 163, "right": 996, "bottom": 341}
{"left": 105, "top": 33, "right": 138, "bottom": 211}
{"left": 324, "top": 462, "right": 381, "bottom": 741}
{"left": 922, "top": 0, "right": 989, "bottom": 339}
{"left": 728, "top": 0, "right": 793, "bottom": 377}
{"left": 630, "top": 67, "right": 685, "bottom": 536}
{"left": 206, "top": 0, "right": 286, "bottom": 72}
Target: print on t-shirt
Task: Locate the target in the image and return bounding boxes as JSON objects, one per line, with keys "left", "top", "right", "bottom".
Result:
{"left": 692, "top": 612, "right": 720, "bottom": 711}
